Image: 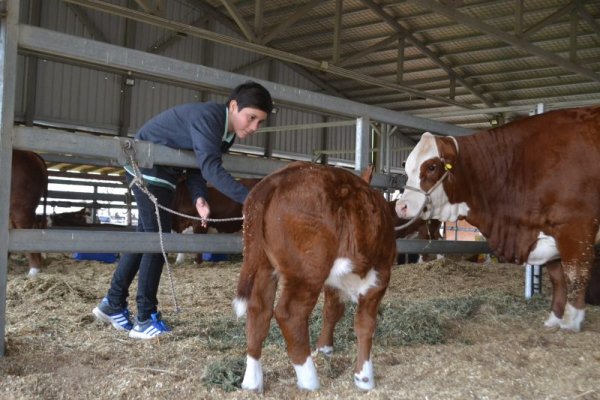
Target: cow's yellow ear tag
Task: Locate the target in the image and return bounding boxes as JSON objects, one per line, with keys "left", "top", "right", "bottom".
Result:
{"left": 444, "top": 163, "right": 453, "bottom": 171}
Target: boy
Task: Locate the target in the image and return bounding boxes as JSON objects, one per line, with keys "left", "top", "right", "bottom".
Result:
{"left": 93, "top": 81, "right": 273, "bottom": 339}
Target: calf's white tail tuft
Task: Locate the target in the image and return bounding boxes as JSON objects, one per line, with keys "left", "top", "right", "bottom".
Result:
{"left": 232, "top": 297, "right": 248, "bottom": 318}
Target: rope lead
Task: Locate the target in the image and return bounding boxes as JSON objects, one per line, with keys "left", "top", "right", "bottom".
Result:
{"left": 121, "top": 141, "right": 181, "bottom": 313}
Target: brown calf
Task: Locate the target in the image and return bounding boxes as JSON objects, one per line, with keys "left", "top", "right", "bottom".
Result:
{"left": 233, "top": 162, "right": 396, "bottom": 392}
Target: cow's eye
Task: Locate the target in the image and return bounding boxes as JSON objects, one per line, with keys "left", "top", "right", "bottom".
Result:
{"left": 427, "top": 164, "right": 436, "bottom": 172}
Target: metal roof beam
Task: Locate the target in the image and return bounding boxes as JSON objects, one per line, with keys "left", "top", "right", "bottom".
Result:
{"left": 281, "top": 19, "right": 600, "bottom": 62}
{"left": 359, "top": 0, "right": 494, "bottom": 108}
{"left": 338, "top": 32, "right": 402, "bottom": 67}
{"left": 521, "top": 1, "right": 577, "bottom": 39}
{"left": 280, "top": 62, "right": 346, "bottom": 98}
{"left": 260, "top": 0, "right": 322, "bottom": 45}
{"left": 412, "top": 0, "right": 600, "bottom": 84}
{"left": 413, "top": 98, "right": 600, "bottom": 118}
{"left": 66, "top": 3, "right": 110, "bottom": 43}
{"left": 578, "top": 1, "right": 600, "bottom": 39}
{"left": 147, "top": 14, "right": 209, "bottom": 54}
{"left": 181, "top": 0, "right": 235, "bottom": 28}
{"left": 59, "top": 0, "right": 476, "bottom": 109}
{"left": 219, "top": 0, "right": 256, "bottom": 42}
{"left": 332, "top": 0, "right": 342, "bottom": 64}
{"left": 133, "top": 0, "right": 163, "bottom": 15}
{"left": 254, "top": 0, "right": 264, "bottom": 38}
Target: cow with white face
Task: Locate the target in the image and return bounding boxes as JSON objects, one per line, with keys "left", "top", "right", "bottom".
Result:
{"left": 396, "top": 106, "right": 600, "bottom": 332}
{"left": 397, "top": 132, "right": 469, "bottom": 223}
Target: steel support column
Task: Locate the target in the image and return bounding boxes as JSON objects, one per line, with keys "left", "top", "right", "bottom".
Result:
{"left": 0, "top": 0, "right": 20, "bottom": 357}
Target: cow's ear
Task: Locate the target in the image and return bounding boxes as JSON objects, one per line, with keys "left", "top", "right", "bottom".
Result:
{"left": 436, "top": 136, "right": 458, "bottom": 170}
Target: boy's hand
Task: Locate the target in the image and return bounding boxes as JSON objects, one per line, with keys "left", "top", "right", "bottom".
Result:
{"left": 195, "top": 197, "right": 211, "bottom": 228}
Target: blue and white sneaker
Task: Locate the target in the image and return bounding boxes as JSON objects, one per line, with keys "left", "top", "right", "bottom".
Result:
{"left": 92, "top": 297, "right": 133, "bottom": 331}
{"left": 128, "top": 312, "right": 171, "bottom": 340}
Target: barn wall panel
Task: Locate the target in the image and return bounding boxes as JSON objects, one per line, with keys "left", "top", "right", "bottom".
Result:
{"left": 14, "top": 55, "right": 25, "bottom": 119}
{"left": 24, "top": 1, "right": 372, "bottom": 167}
{"left": 30, "top": 0, "right": 125, "bottom": 132}
{"left": 389, "top": 133, "right": 415, "bottom": 168}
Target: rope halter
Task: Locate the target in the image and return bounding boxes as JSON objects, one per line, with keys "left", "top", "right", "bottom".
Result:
{"left": 395, "top": 167, "right": 451, "bottom": 231}
{"left": 395, "top": 135, "right": 459, "bottom": 231}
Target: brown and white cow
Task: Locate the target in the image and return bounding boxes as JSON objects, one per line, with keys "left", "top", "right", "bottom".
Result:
{"left": 233, "top": 162, "right": 396, "bottom": 392}
{"left": 171, "top": 177, "right": 261, "bottom": 263}
{"left": 361, "top": 165, "right": 443, "bottom": 264}
{"left": 10, "top": 150, "right": 48, "bottom": 276}
{"left": 396, "top": 106, "right": 600, "bottom": 332}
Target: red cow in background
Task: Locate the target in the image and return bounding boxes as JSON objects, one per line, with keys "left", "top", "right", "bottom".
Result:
{"left": 10, "top": 150, "right": 48, "bottom": 276}
{"left": 171, "top": 177, "right": 261, "bottom": 263}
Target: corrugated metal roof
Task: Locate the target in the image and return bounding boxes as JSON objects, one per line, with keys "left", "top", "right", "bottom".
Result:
{"left": 183, "top": 0, "right": 599, "bottom": 135}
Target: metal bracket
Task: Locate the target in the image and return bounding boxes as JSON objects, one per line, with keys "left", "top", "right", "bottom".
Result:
{"left": 114, "top": 137, "right": 154, "bottom": 168}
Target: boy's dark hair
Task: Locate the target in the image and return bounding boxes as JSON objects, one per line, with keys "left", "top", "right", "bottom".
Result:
{"left": 227, "top": 81, "right": 274, "bottom": 114}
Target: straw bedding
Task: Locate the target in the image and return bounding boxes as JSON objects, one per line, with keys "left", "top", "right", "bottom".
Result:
{"left": 2, "top": 253, "right": 600, "bottom": 399}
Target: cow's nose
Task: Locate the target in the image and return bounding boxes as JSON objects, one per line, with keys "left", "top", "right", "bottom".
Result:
{"left": 395, "top": 200, "right": 408, "bottom": 218}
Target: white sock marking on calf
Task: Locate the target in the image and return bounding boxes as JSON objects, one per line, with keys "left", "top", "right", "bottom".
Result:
{"left": 560, "top": 303, "right": 585, "bottom": 332}
{"left": 241, "top": 355, "right": 263, "bottom": 392}
{"left": 174, "top": 227, "right": 194, "bottom": 264}
{"left": 293, "top": 356, "right": 320, "bottom": 391}
{"left": 544, "top": 304, "right": 586, "bottom": 332}
{"left": 544, "top": 311, "right": 562, "bottom": 329}
{"left": 316, "top": 345, "right": 333, "bottom": 357}
{"left": 232, "top": 297, "right": 248, "bottom": 318}
{"left": 325, "top": 258, "right": 378, "bottom": 303}
{"left": 28, "top": 267, "right": 40, "bottom": 277}
{"left": 354, "top": 359, "right": 375, "bottom": 391}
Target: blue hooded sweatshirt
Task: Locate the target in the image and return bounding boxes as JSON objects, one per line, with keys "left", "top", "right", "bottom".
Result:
{"left": 126, "top": 102, "right": 248, "bottom": 204}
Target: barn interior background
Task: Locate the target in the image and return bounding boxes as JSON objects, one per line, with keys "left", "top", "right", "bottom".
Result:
{"left": 0, "top": 0, "right": 599, "bottom": 354}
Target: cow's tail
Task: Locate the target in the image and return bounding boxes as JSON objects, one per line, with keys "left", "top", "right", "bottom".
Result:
{"left": 232, "top": 178, "right": 275, "bottom": 319}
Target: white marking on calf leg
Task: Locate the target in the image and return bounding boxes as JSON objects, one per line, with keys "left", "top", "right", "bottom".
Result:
{"left": 544, "top": 303, "right": 585, "bottom": 332}
{"left": 28, "top": 267, "right": 40, "bottom": 277}
{"left": 293, "top": 356, "right": 320, "bottom": 391}
{"left": 174, "top": 226, "right": 194, "bottom": 264}
{"left": 316, "top": 345, "right": 333, "bottom": 357}
{"left": 559, "top": 303, "right": 585, "bottom": 332}
{"left": 241, "top": 355, "right": 263, "bottom": 392}
{"left": 544, "top": 311, "right": 562, "bottom": 329}
{"left": 354, "top": 358, "right": 375, "bottom": 391}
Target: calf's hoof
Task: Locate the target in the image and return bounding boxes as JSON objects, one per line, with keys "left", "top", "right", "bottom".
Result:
{"left": 354, "top": 359, "right": 375, "bottom": 391}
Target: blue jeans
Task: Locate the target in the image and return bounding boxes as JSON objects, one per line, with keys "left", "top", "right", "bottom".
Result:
{"left": 106, "top": 175, "right": 174, "bottom": 322}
